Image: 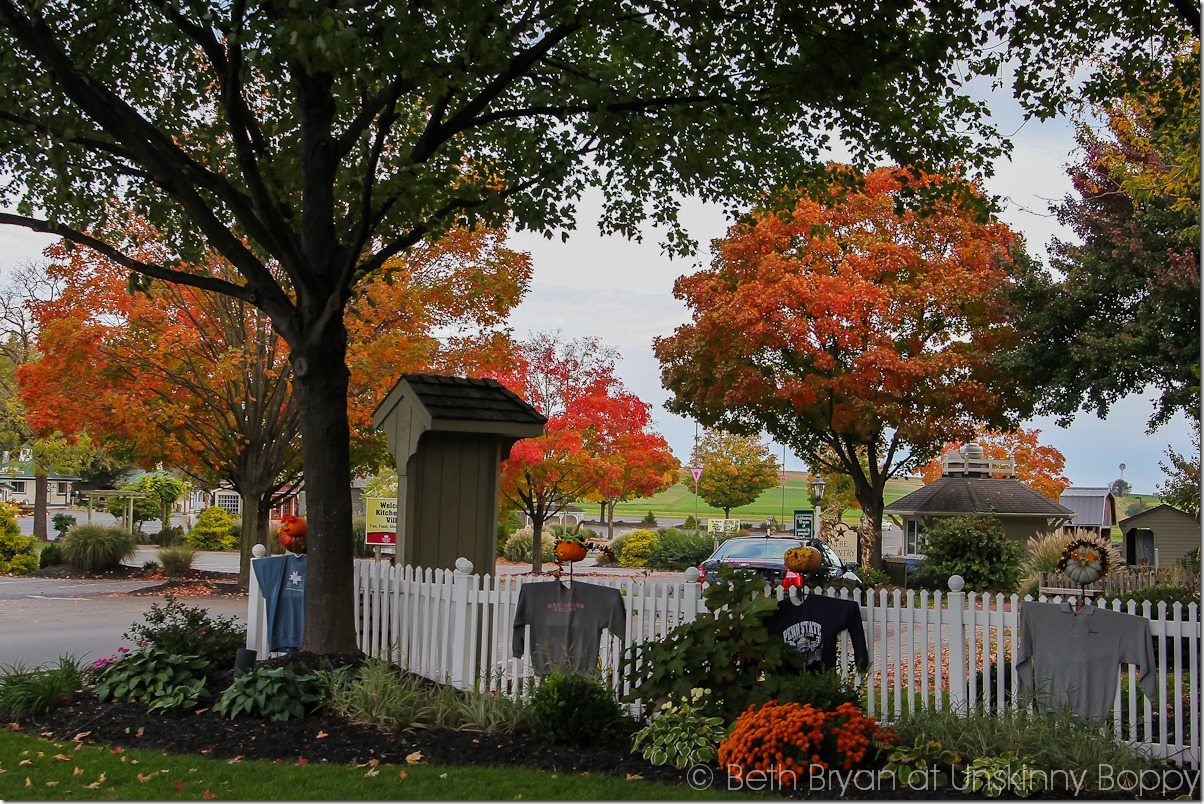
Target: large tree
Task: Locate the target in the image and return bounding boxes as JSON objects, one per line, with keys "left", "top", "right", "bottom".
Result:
{"left": 20, "top": 227, "right": 527, "bottom": 584}
{"left": 656, "top": 167, "right": 1027, "bottom": 568}
{"left": 1002, "top": 40, "right": 1200, "bottom": 431}
{"left": 0, "top": 2, "right": 1180, "bottom": 652}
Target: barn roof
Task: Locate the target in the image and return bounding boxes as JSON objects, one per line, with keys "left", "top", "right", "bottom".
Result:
{"left": 1058, "top": 486, "right": 1118, "bottom": 528}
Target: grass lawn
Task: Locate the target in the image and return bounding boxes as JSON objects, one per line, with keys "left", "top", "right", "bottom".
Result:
{"left": 0, "top": 729, "right": 753, "bottom": 801}
{"left": 611, "top": 472, "right": 923, "bottom": 523}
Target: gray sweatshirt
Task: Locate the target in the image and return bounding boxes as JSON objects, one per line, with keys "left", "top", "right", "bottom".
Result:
{"left": 1016, "top": 601, "right": 1157, "bottom": 721}
{"left": 512, "top": 580, "right": 626, "bottom": 676}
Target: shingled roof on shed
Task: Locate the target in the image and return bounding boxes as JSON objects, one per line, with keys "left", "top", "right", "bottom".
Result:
{"left": 388, "top": 374, "right": 546, "bottom": 426}
{"left": 884, "top": 477, "right": 1076, "bottom": 518}
{"left": 1057, "top": 486, "right": 1117, "bottom": 528}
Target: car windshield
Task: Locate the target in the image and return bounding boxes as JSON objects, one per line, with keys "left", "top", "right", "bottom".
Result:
{"left": 710, "top": 540, "right": 799, "bottom": 560}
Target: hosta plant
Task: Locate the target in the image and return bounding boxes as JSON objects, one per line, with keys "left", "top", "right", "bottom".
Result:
{"left": 964, "top": 753, "right": 1043, "bottom": 798}
{"left": 881, "top": 735, "right": 962, "bottom": 788}
{"left": 214, "top": 666, "right": 323, "bottom": 721}
{"left": 92, "top": 646, "right": 211, "bottom": 712}
{"left": 632, "top": 687, "right": 728, "bottom": 768}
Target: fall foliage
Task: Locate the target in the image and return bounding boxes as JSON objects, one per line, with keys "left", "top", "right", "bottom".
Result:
{"left": 688, "top": 430, "right": 780, "bottom": 518}
{"left": 918, "top": 429, "right": 1070, "bottom": 501}
{"left": 656, "top": 166, "right": 1027, "bottom": 568}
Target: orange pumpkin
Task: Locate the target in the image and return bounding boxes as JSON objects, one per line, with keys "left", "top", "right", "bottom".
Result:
{"left": 555, "top": 540, "right": 588, "bottom": 563}
{"left": 783, "top": 545, "right": 821, "bottom": 573}
{"left": 278, "top": 515, "right": 308, "bottom": 554}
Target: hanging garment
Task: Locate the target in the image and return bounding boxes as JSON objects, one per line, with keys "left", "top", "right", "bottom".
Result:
{"left": 765, "top": 594, "right": 869, "bottom": 671}
{"left": 1016, "top": 600, "right": 1157, "bottom": 721}
{"left": 252, "top": 553, "right": 308, "bottom": 652}
{"left": 512, "top": 581, "right": 626, "bottom": 676}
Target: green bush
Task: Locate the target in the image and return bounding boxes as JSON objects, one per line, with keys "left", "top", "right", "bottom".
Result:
{"left": 624, "top": 566, "right": 811, "bottom": 722}
{"left": 502, "top": 527, "right": 556, "bottom": 563}
{"left": 185, "top": 506, "right": 237, "bottom": 551}
{"left": 122, "top": 595, "right": 246, "bottom": 671}
{"left": 0, "top": 503, "right": 36, "bottom": 575}
{"left": 214, "top": 666, "right": 323, "bottom": 721}
{"left": 646, "top": 529, "right": 714, "bottom": 571}
{"left": 682, "top": 515, "right": 697, "bottom": 530}
{"left": 51, "top": 512, "right": 76, "bottom": 539}
{"left": 632, "top": 688, "right": 726, "bottom": 768}
{"left": 775, "top": 667, "right": 864, "bottom": 711}
{"left": 617, "top": 529, "right": 658, "bottom": 568}
{"left": 1099, "top": 584, "right": 1200, "bottom": 618}
{"left": 1175, "top": 547, "right": 1200, "bottom": 576}
{"left": 641, "top": 511, "right": 658, "bottom": 527}
{"left": 103, "top": 493, "right": 159, "bottom": 530}
{"left": 60, "top": 524, "right": 137, "bottom": 572}
{"left": 912, "top": 515, "right": 1023, "bottom": 594}
{"left": 157, "top": 545, "right": 197, "bottom": 576}
{"left": 154, "top": 525, "right": 183, "bottom": 547}
{"left": 0, "top": 656, "right": 84, "bottom": 718}
{"left": 92, "top": 646, "right": 210, "bottom": 712}
{"left": 528, "top": 672, "right": 630, "bottom": 747}
{"left": 38, "top": 542, "right": 63, "bottom": 568}
{"left": 852, "top": 565, "right": 890, "bottom": 588}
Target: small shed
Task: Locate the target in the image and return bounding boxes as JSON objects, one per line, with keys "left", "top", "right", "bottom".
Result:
{"left": 372, "top": 374, "right": 545, "bottom": 573}
{"left": 1117, "top": 504, "right": 1199, "bottom": 567}
{"left": 884, "top": 443, "right": 1076, "bottom": 556}
{"left": 1058, "top": 486, "right": 1118, "bottom": 540}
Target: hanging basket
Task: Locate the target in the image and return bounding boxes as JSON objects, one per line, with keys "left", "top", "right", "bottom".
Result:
{"left": 555, "top": 540, "right": 588, "bottom": 563}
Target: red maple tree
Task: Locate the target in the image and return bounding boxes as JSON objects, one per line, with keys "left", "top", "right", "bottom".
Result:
{"left": 655, "top": 166, "right": 1028, "bottom": 568}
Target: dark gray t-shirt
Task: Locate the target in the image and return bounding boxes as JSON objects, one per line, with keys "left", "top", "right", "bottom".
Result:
{"left": 1016, "top": 601, "right": 1156, "bottom": 721}
{"left": 512, "top": 581, "right": 626, "bottom": 676}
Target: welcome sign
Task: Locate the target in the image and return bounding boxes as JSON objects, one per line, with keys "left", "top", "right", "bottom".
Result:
{"left": 364, "top": 497, "right": 398, "bottom": 547}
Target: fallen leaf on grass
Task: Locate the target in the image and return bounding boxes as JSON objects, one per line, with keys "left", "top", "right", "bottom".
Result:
{"left": 137, "top": 772, "right": 157, "bottom": 784}
{"left": 365, "top": 768, "right": 379, "bottom": 778}
{"left": 315, "top": 730, "right": 329, "bottom": 739}
{"left": 625, "top": 773, "right": 643, "bottom": 781}
{"left": 82, "top": 782, "right": 100, "bottom": 790}
{"left": 45, "top": 781, "right": 58, "bottom": 787}
{"left": 174, "top": 781, "right": 185, "bottom": 792}
{"left": 74, "top": 743, "right": 83, "bottom": 751}
{"left": 25, "top": 777, "right": 31, "bottom": 787}
{"left": 399, "top": 771, "right": 408, "bottom": 780}
{"left": 227, "top": 756, "right": 244, "bottom": 764}
{"left": 53, "top": 754, "right": 71, "bottom": 761}
{"left": 405, "top": 751, "right": 424, "bottom": 765}
{"left": 72, "top": 731, "right": 91, "bottom": 741}
{"left": 367, "top": 759, "right": 380, "bottom": 767}
{"left": 203, "top": 790, "right": 216, "bottom": 799}
{"left": 297, "top": 757, "right": 308, "bottom": 766}
{"left": 4, "top": 722, "right": 23, "bottom": 731}
{"left": 110, "top": 747, "right": 123, "bottom": 754}
{"left": 73, "top": 767, "right": 83, "bottom": 776}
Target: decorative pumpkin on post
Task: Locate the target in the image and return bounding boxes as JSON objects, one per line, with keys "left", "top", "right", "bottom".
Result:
{"left": 278, "top": 514, "right": 308, "bottom": 554}
{"left": 554, "top": 531, "right": 588, "bottom": 563}
{"left": 783, "top": 544, "right": 822, "bottom": 574}
{"left": 1057, "top": 535, "right": 1111, "bottom": 609}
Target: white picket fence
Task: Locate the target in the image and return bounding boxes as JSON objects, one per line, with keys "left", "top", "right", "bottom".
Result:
{"left": 245, "top": 558, "right": 1202, "bottom": 768}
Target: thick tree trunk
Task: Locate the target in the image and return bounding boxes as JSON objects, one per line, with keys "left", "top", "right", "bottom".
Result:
{"left": 531, "top": 516, "right": 545, "bottom": 574}
{"left": 853, "top": 488, "right": 885, "bottom": 570}
{"left": 237, "top": 484, "right": 274, "bottom": 588}
{"left": 33, "top": 473, "right": 48, "bottom": 540}
{"left": 292, "top": 332, "right": 360, "bottom": 656}
{"left": 606, "top": 499, "right": 616, "bottom": 540}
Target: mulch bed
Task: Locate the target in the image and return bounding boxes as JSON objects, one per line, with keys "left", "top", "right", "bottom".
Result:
{"left": 22, "top": 563, "right": 246, "bottom": 597}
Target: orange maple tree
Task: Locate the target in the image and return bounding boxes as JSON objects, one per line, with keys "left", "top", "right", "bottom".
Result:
{"left": 20, "top": 224, "right": 529, "bottom": 581}
{"left": 655, "top": 165, "right": 1029, "bottom": 568}
{"left": 918, "top": 428, "right": 1070, "bottom": 501}
{"left": 496, "top": 333, "right": 677, "bottom": 570}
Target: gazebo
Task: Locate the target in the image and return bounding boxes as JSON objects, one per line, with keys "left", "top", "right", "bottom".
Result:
{"left": 372, "top": 374, "right": 545, "bottom": 573}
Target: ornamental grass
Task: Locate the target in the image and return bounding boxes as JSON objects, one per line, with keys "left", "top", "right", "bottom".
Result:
{"left": 718, "top": 700, "right": 898, "bottom": 782}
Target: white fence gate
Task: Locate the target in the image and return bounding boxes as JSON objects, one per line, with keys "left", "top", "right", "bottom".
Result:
{"left": 246, "top": 559, "right": 1201, "bottom": 768}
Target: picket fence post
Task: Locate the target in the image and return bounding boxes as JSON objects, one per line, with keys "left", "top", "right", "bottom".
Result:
{"left": 245, "top": 544, "right": 268, "bottom": 655}
{"left": 946, "top": 574, "right": 968, "bottom": 712}
{"left": 448, "top": 557, "right": 475, "bottom": 691}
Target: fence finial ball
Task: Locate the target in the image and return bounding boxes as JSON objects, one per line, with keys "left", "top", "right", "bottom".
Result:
{"left": 684, "top": 567, "right": 701, "bottom": 582}
{"left": 252, "top": 543, "right": 267, "bottom": 558}
{"left": 455, "top": 557, "right": 474, "bottom": 574}
{"left": 948, "top": 575, "right": 965, "bottom": 592}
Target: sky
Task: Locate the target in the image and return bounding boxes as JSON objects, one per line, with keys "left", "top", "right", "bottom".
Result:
{"left": 0, "top": 87, "right": 1194, "bottom": 497}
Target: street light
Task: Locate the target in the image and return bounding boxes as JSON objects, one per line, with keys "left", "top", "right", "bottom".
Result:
{"left": 810, "top": 475, "right": 825, "bottom": 541}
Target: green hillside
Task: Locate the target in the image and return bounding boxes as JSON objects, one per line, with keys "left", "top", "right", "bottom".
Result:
{"left": 609, "top": 471, "right": 923, "bottom": 523}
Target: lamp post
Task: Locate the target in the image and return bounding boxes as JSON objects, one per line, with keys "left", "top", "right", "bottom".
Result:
{"left": 810, "top": 474, "right": 826, "bottom": 541}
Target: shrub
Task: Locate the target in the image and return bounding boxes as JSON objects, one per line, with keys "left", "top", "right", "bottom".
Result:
{"left": 51, "top": 512, "right": 76, "bottom": 539}
{"left": 775, "top": 668, "right": 864, "bottom": 711}
{"left": 502, "top": 526, "right": 556, "bottom": 563}
{"left": 617, "top": 529, "right": 657, "bottom": 567}
{"left": 646, "top": 529, "right": 714, "bottom": 571}
{"left": 632, "top": 687, "right": 727, "bottom": 768}
{"left": 92, "top": 646, "right": 211, "bottom": 712}
{"left": 852, "top": 565, "right": 890, "bottom": 588}
{"left": 683, "top": 515, "right": 697, "bottom": 530}
{"left": 154, "top": 525, "right": 183, "bottom": 547}
{"left": 912, "top": 515, "right": 1023, "bottom": 593}
{"left": 1098, "top": 584, "right": 1200, "bottom": 618}
{"left": 122, "top": 595, "right": 246, "bottom": 671}
{"left": 641, "top": 510, "right": 658, "bottom": 526}
{"left": 719, "top": 701, "right": 897, "bottom": 779}
{"left": 1019, "top": 528, "right": 1121, "bottom": 598}
{"left": 38, "top": 542, "right": 63, "bottom": 568}
{"left": 624, "top": 567, "right": 812, "bottom": 722}
{"left": 0, "top": 657, "right": 85, "bottom": 718}
{"left": 158, "top": 545, "right": 197, "bottom": 576}
{"left": 185, "top": 506, "right": 237, "bottom": 551}
{"left": 0, "top": 502, "right": 36, "bottom": 575}
{"left": 214, "top": 665, "right": 323, "bottom": 721}
{"left": 60, "top": 524, "right": 137, "bottom": 572}
{"left": 1176, "top": 546, "right": 1200, "bottom": 576}
{"left": 528, "top": 672, "right": 630, "bottom": 747}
